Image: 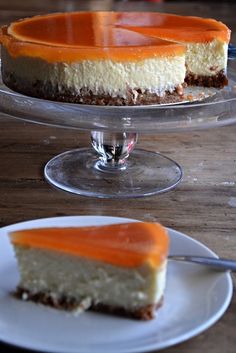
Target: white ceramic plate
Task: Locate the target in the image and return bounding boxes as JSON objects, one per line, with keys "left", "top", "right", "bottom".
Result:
{"left": 0, "top": 216, "right": 233, "bottom": 353}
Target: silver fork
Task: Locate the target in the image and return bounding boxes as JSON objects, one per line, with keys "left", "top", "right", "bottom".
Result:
{"left": 168, "top": 255, "right": 236, "bottom": 271}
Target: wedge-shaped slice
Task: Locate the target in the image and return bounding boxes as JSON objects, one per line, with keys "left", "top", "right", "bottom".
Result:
{"left": 10, "top": 222, "right": 169, "bottom": 320}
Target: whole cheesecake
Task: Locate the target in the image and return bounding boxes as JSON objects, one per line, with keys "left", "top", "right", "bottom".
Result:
{"left": 9, "top": 222, "right": 169, "bottom": 320}
{"left": 0, "top": 11, "right": 230, "bottom": 106}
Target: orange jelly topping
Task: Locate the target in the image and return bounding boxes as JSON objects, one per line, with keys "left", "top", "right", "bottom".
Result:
{"left": 9, "top": 222, "right": 169, "bottom": 268}
{"left": 0, "top": 12, "right": 185, "bottom": 62}
{"left": 0, "top": 11, "right": 230, "bottom": 63}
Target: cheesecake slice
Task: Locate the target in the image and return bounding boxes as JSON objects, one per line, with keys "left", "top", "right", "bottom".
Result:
{"left": 9, "top": 222, "right": 169, "bottom": 320}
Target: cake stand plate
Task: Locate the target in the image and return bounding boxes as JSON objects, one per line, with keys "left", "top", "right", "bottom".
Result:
{"left": 1, "top": 58, "right": 236, "bottom": 198}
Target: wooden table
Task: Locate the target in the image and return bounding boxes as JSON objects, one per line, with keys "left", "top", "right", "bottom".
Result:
{"left": 0, "top": 1, "right": 236, "bottom": 352}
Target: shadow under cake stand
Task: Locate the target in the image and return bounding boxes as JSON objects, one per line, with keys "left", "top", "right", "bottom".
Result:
{"left": 1, "top": 61, "right": 236, "bottom": 198}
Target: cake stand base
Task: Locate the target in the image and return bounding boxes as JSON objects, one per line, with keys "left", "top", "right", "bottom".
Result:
{"left": 44, "top": 148, "right": 183, "bottom": 198}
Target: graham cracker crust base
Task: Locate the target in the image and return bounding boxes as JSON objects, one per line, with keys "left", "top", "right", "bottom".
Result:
{"left": 15, "top": 287, "right": 163, "bottom": 320}
{"left": 2, "top": 70, "right": 184, "bottom": 106}
{"left": 2, "top": 68, "right": 227, "bottom": 106}
{"left": 185, "top": 70, "right": 228, "bottom": 88}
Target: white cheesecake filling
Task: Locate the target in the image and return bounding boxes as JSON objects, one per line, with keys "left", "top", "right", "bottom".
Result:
{"left": 15, "top": 246, "right": 167, "bottom": 311}
{"left": 186, "top": 39, "right": 228, "bottom": 76}
{"left": 3, "top": 47, "right": 185, "bottom": 98}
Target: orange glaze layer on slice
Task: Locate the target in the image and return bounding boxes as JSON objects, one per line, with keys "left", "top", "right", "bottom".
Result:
{"left": 9, "top": 222, "right": 169, "bottom": 269}
{"left": 0, "top": 12, "right": 186, "bottom": 62}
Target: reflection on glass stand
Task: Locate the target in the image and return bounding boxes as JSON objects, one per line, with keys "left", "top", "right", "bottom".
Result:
{"left": 1, "top": 60, "right": 236, "bottom": 198}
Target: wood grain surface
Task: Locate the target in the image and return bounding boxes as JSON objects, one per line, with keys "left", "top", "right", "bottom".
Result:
{"left": 0, "top": 1, "right": 236, "bottom": 352}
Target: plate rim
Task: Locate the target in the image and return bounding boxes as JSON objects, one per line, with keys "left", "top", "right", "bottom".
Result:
{"left": 0, "top": 215, "right": 233, "bottom": 353}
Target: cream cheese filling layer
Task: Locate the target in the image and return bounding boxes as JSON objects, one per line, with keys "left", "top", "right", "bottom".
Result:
{"left": 3, "top": 47, "right": 186, "bottom": 98}
{"left": 15, "top": 246, "right": 167, "bottom": 311}
{"left": 186, "top": 39, "right": 228, "bottom": 76}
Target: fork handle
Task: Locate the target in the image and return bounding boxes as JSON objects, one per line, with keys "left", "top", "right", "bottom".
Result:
{"left": 169, "top": 255, "right": 236, "bottom": 271}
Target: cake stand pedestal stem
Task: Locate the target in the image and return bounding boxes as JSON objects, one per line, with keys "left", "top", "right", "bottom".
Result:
{"left": 90, "top": 130, "right": 138, "bottom": 172}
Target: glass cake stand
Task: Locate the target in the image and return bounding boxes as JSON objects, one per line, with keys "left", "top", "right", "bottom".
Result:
{"left": 1, "top": 56, "right": 236, "bottom": 198}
